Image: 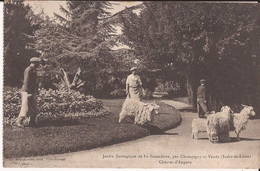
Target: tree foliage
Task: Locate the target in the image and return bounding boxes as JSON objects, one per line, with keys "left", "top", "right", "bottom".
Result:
{"left": 5, "top": 1, "right": 258, "bottom": 110}
{"left": 27, "top": 2, "right": 115, "bottom": 95}
{"left": 120, "top": 2, "right": 259, "bottom": 109}
{"left": 4, "top": 0, "right": 39, "bottom": 86}
{"left": 27, "top": 2, "right": 144, "bottom": 96}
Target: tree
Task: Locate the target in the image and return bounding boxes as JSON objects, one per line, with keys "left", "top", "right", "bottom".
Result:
{"left": 119, "top": 2, "right": 204, "bottom": 101}
{"left": 27, "top": 2, "right": 116, "bottom": 95}
{"left": 4, "top": 0, "right": 39, "bottom": 86}
{"left": 28, "top": 1, "right": 144, "bottom": 97}
{"left": 120, "top": 2, "right": 259, "bottom": 110}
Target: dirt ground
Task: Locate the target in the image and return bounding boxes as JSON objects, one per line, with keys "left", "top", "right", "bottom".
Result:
{"left": 4, "top": 100, "right": 260, "bottom": 168}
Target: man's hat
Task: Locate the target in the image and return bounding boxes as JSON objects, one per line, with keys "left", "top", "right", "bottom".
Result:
{"left": 200, "top": 79, "right": 206, "bottom": 83}
{"left": 30, "top": 57, "right": 41, "bottom": 63}
{"left": 130, "top": 67, "right": 137, "bottom": 71}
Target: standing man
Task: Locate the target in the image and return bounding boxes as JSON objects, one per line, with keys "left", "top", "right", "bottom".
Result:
{"left": 15, "top": 57, "right": 41, "bottom": 127}
{"left": 197, "top": 79, "right": 208, "bottom": 118}
{"left": 126, "top": 67, "right": 143, "bottom": 100}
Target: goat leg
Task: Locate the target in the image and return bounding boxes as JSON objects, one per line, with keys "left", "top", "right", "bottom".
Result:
{"left": 237, "top": 134, "right": 240, "bottom": 141}
{"left": 118, "top": 111, "right": 126, "bottom": 123}
{"left": 235, "top": 130, "right": 240, "bottom": 141}
{"left": 192, "top": 133, "right": 198, "bottom": 139}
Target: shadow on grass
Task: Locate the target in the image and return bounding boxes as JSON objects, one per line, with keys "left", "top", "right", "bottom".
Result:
{"left": 198, "top": 137, "right": 260, "bottom": 144}
{"left": 229, "top": 137, "right": 260, "bottom": 142}
{"left": 192, "top": 136, "right": 260, "bottom": 144}
{"left": 141, "top": 124, "right": 179, "bottom": 135}
{"left": 162, "top": 132, "right": 179, "bottom": 135}
{"left": 211, "top": 137, "right": 260, "bottom": 144}
{"left": 197, "top": 138, "right": 208, "bottom": 140}
{"left": 141, "top": 124, "right": 164, "bottom": 135}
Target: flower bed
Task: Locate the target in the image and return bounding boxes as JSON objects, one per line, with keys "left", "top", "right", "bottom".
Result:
{"left": 3, "top": 88, "right": 110, "bottom": 125}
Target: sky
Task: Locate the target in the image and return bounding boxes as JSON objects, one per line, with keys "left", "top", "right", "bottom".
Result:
{"left": 24, "top": 1, "right": 142, "bottom": 49}
{"left": 25, "top": 1, "right": 142, "bottom": 18}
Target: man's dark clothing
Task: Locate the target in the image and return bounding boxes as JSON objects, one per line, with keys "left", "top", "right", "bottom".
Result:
{"left": 21, "top": 65, "right": 37, "bottom": 94}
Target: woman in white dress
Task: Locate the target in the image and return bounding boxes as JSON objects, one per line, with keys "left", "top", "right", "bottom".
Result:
{"left": 126, "top": 67, "right": 143, "bottom": 100}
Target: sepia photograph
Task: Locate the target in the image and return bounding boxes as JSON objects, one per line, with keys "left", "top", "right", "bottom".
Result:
{"left": 2, "top": 0, "right": 260, "bottom": 168}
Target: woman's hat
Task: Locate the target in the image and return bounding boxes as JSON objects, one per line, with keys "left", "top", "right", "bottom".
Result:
{"left": 130, "top": 67, "right": 137, "bottom": 71}
{"left": 30, "top": 57, "right": 41, "bottom": 63}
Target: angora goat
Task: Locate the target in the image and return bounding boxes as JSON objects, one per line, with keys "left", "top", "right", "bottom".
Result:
{"left": 207, "top": 106, "right": 233, "bottom": 143}
{"left": 118, "top": 99, "right": 160, "bottom": 125}
{"left": 230, "top": 105, "right": 256, "bottom": 140}
{"left": 191, "top": 111, "right": 215, "bottom": 139}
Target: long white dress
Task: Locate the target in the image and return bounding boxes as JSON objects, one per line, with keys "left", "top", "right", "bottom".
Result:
{"left": 126, "top": 74, "right": 142, "bottom": 100}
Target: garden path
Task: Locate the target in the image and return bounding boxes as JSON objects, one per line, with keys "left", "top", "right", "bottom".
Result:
{"left": 4, "top": 100, "right": 260, "bottom": 168}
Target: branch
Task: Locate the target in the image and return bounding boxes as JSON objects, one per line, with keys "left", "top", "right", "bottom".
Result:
{"left": 54, "top": 13, "right": 68, "bottom": 24}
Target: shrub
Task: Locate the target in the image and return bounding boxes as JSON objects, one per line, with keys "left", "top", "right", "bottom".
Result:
{"left": 110, "top": 89, "right": 126, "bottom": 98}
{"left": 142, "top": 89, "right": 154, "bottom": 100}
{"left": 3, "top": 88, "right": 110, "bottom": 125}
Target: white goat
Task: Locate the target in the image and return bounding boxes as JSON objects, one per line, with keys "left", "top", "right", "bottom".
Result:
{"left": 191, "top": 111, "right": 215, "bottom": 139}
{"left": 118, "top": 99, "right": 160, "bottom": 125}
{"left": 230, "top": 104, "right": 256, "bottom": 140}
{"left": 207, "top": 106, "right": 233, "bottom": 143}
{"left": 191, "top": 118, "right": 207, "bottom": 139}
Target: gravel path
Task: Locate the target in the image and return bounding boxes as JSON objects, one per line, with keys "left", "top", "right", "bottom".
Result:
{"left": 4, "top": 100, "right": 260, "bottom": 168}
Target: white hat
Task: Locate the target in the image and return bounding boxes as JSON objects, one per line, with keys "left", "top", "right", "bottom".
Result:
{"left": 130, "top": 67, "right": 137, "bottom": 71}
{"left": 30, "top": 57, "right": 41, "bottom": 63}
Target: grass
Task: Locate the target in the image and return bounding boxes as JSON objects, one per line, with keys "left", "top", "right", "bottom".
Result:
{"left": 3, "top": 99, "right": 181, "bottom": 158}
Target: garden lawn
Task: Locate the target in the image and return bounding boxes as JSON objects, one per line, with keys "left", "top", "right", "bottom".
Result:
{"left": 3, "top": 99, "right": 181, "bottom": 158}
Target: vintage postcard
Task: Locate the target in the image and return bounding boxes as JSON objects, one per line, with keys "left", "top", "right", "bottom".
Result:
{"left": 2, "top": 0, "right": 260, "bottom": 168}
